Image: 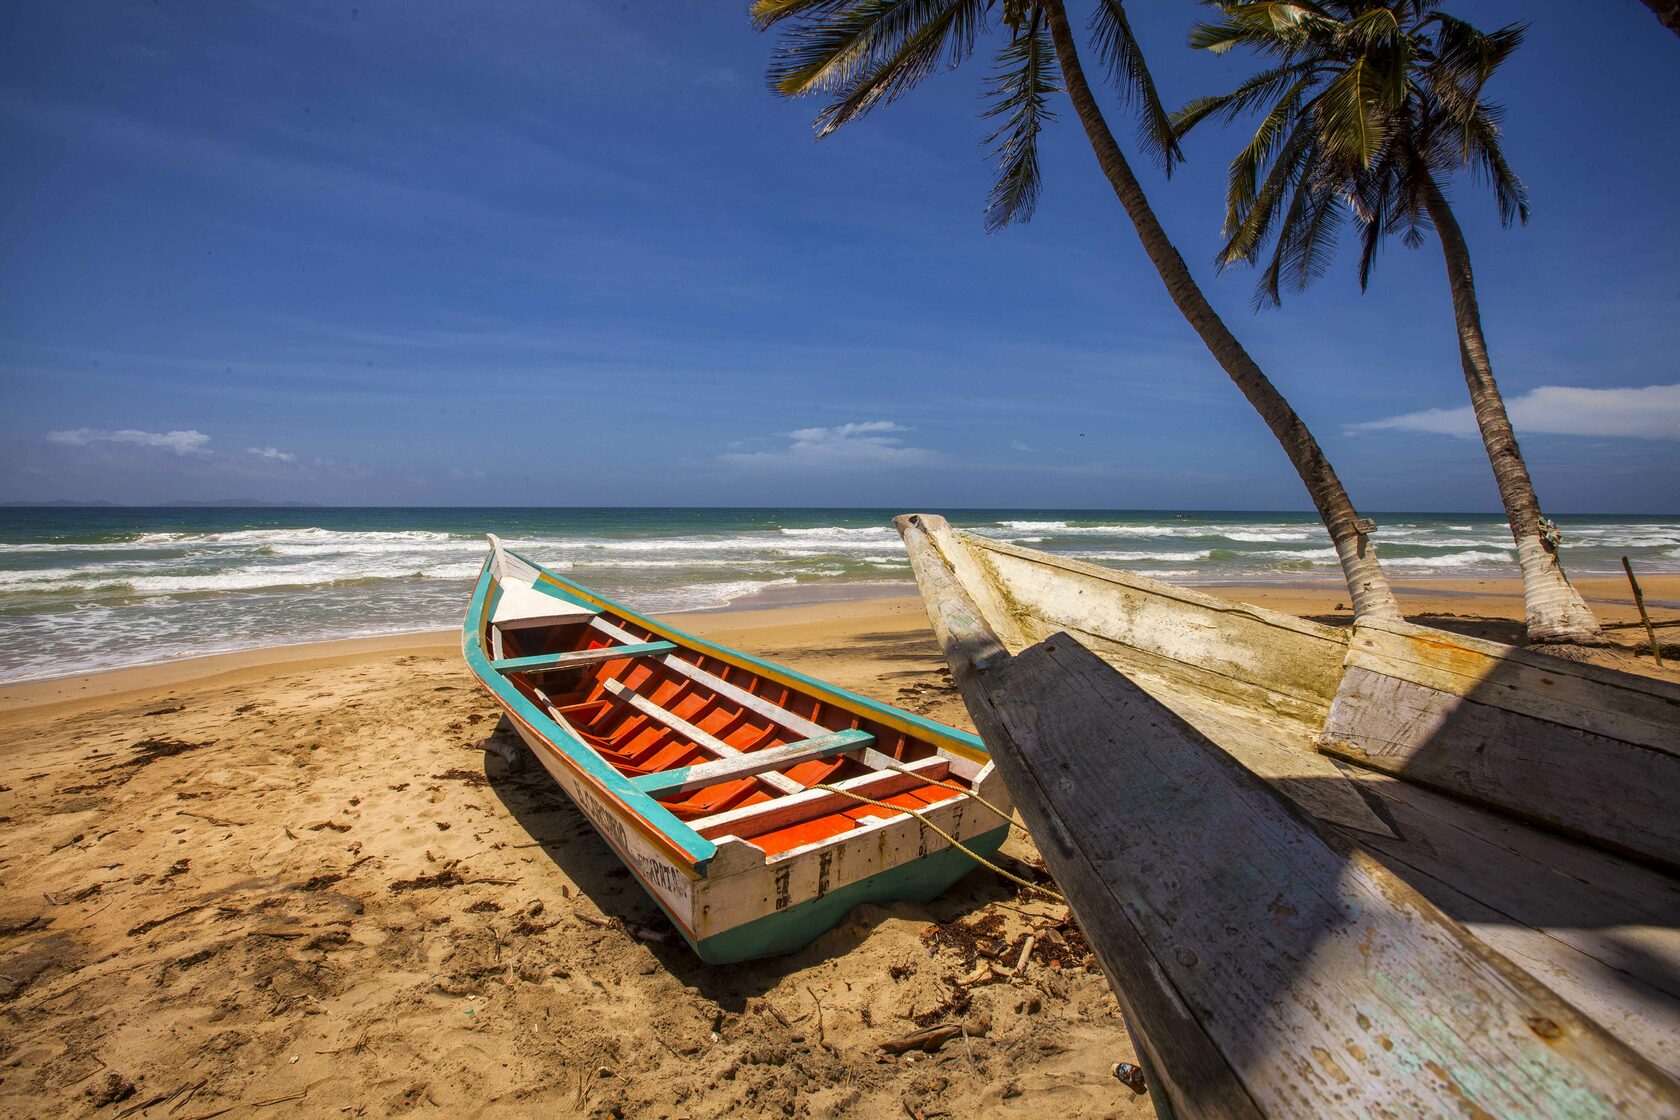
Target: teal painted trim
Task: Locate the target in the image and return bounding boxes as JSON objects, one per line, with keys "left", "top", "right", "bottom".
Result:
{"left": 629, "top": 769, "right": 687, "bottom": 794}
{"left": 461, "top": 561, "right": 716, "bottom": 869}
{"left": 490, "top": 641, "right": 676, "bottom": 672}
{"left": 628, "top": 728, "right": 874, "bottom": 797}
{"left": 525, "top": 576, "right": 603, "bottom": 611}
{"left": 689, "top": 824, "right": 1010, "bottom": 964}
{"left": 505, "top": 546, "right": 987, "bottom": 757}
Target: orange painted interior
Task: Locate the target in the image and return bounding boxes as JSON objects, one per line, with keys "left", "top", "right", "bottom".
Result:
{"left": 495, "top": 612, "right": 967, "bottom": 857}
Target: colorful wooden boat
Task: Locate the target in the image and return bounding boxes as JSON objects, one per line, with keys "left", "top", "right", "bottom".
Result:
{"left": 461, "top": 534, "right": 1010, "bottom": 964}
{"left": 897, "top": 513, "right": 1680, "bottom": 1117}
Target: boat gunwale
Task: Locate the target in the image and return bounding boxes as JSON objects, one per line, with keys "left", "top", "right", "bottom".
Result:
{"left": 954, "top": 527, "right": 1351, "bottom": 646}
{"left": 896, "top": 514, "right": 1680, "bottom": 1109}
{"left": 501, "top": 541, "right": 989, "bottom": 763}
{"left": 462, "top": 558, "right": 720, "bottom": 871}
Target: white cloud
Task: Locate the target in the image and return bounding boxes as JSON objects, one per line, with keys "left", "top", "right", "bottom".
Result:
{"left": 1009, "top": 441, "right": 1033, "bottom": 452}
{"left": 247, "top": 446, "right": 296, "bottom": 462}
{"left": 1350, "top": 384, "right": 1680, "bottom": 440}
{"left": 719, "top": 420, "right": 935, "bottom": 469}
{"left": 47, "top": 428, "right": 211, "bottom": 455}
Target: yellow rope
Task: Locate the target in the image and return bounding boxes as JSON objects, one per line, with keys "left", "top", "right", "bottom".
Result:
{"left": 811, "top": 783, "right": 1065, "bottom": 903}
{"left": 874, "top": 760, "right": 1024, "bottom": 834}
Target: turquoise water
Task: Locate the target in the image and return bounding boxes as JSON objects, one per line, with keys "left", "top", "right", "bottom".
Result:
{"left": 1, "top": 506, "right": 1675, "bottom": 683}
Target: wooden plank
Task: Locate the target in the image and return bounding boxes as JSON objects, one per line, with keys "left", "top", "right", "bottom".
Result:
{"left": 1322, "top": 764, "right": 1680, "bottom": 1080}
{"left": 630, "top": 729, "right": 873, "bottom": 798}
{"left": 490, "top": 641, "right": 676, "bottom": 673}
{"left": 601, "top": 678, "right": 803, "bottom": 796}
{"left": 956, "top": 633, "right": 1680, "bottom": 1118}
{"left": 961, "top": 527, "right": 1349, "bottom": 715}
{"left": 594, "top": 613, "right": 842, "bottom": 741}
{"left": 490, "top": 578, "right": 598, "bottom": 628}
{"left": 1147, "top": 683, "right": 1397, "bottom": 838}
{"left": 1322, "top": 664, "right": 1680, "bottom": 871}
{"left": 1344, "top": 619, "right": 1680, "bottom": 751}
{"left": 590, "top": 614, "right": 656, "bottom": 645}
{"left": 693, "top": 756, "right": 950, "bottom": 839}
{"left": 899, "top": 514, "right": 1390, "bottom": 837}
{"left": 659, "top": 655, "right": 833, "bottom": 740}
{"left": 853, "top": 744, "right": 978, "bottom": 783}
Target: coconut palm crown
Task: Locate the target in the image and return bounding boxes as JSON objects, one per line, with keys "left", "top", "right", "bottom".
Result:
{"left": 1176, "top": 1, "right": 1603, "bottom": 644}
{"left": 1174, "top": 0, "right": 1524, "bottom": 304}
{"left": 752, "top": 0, "right": 1182, "bottom": 231}
{"left": 752, "top": 0, "right": 1407, "bottom": 622}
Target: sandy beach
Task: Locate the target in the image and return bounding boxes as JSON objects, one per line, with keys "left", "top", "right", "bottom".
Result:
{"left": 2, "top": 576, "right": 1675, "bottom": 1119}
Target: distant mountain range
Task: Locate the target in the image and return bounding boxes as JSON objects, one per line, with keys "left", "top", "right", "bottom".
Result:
{"left": 0, "top": 499, "right": 323, "bottom": 508}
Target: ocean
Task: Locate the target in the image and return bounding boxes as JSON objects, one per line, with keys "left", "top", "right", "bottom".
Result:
{"left": 2, "top": 506, "right": 1676, "bottom": 684}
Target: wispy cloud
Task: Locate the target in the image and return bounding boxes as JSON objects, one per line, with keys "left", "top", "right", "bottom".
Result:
{"left": 47, "top": 428, "right": 211, "bottom": 455}
{"left": 247, "top": 446, "right": 295, "bottom": 462}
{"left": 719, "top": 420, "right": 935, "bottom": 469}
{"left": 1350, "top": 384, "right": 1680, "bottom": 441}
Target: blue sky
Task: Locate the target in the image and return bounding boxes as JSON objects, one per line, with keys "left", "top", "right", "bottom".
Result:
{"left": 2, "top": 0, "right": 1676, "bottom": 510}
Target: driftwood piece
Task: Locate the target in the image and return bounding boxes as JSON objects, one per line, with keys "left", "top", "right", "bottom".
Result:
{"left": 1624, "top": 556, "right": 1665, "bottom": 667}
{"left": 878, "top": 1024, "right": 960, "bottom": 1055}
{"left": 961, "top": 633, "right": 1680, "bottom": 1118}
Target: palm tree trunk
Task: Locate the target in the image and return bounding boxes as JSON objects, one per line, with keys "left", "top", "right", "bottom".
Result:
{"left": 1417, "top": 173, "right": 1603, "bottom": 645}
{"left": 1041, "top": 0, "right": 1401, "bottom": 621}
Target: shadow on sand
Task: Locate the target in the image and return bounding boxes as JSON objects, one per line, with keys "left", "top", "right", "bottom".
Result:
{"left": 477, "top": 717, "right": 1022, "bottom": 1008}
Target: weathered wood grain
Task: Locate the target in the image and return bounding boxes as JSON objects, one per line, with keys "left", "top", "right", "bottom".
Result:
{"left": 1320, "top": 762, "right": 1680, "bottom": 1079}
{"left": 1322, "top": 635, "right": 1680, "bottom": 870}
{"left": 895, "top": 513, "right": 1680, "bottom": 1107}
{"left": 692, "top": 756, "right": 950, "bottom": 840}
{"left": 1342, "top": 619, "right": 1680, "bottom": 749}
{"left": 968, "top": 635, "right": 1680, "bottom": 1118}
{"left": 489, "top": 641, "right": 676, "bottom": 673}
{"left": 965, "top": 531, "right": 1348, "bottom": 717}
{"left": 899, "top": 515, "right": 1391, "bottom": 837}
{"left": 629, "top": 729, "right": 873, "bottom": 798}
{"left": 601, "top": 678, "right": 804, "bottom": 795}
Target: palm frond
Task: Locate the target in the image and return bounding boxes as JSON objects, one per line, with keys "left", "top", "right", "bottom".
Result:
{"left": 1315, "top": 56, "right": 1385, "bottom": 166}
{"left": 799, "top": 0, "right": 987, "bottom": 135}
{"left": 1088, "top": 0, "right": 1183, "bottom": 173}
{"left": 751, "top": 0, "right": 856, "bottom": 31}
{"left": 1225, "top": 74, "right": 1313, "bottom": 233}
{"left": 1171, "top": 60, "right": 1317, "bottom": 138}
{"left": 982, "top": 12, "right": 1060, "bottom": 231}
{"left": 1191, "top": 3, "right": 1338, "bottom": 56}
{"left": 1339, "top": 7, "right": 1400, "bottom": 49}
{"left": 1220, "top": 116, "right": 1317, "bottom": 267}
{"left": 1257, "top": 169, "right": 1343, "bottom": 306}
{"left": 1427, "top": 13, "right": 1524, "bottom": 97}
{"left": 765, "top": 0, "right": 976, "bottom": 101}
{"left": 1456, "top": 102, "right": 1528, "bottom": 226}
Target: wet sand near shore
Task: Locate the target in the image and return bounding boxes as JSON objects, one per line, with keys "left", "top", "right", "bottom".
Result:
{"left": 1, "top": 577, "right": 1674, "bottom": 1119}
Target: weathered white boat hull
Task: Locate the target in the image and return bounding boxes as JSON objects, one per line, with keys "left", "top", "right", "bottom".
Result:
{"left": 896, "top": 513, "right": 1680, "bottom": 1115}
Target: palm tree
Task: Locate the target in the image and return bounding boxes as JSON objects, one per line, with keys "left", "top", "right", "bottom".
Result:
{"left": 1175, "top": 1, "right": 1603, "bottom": 644}
{"left": 752, "top": 0, "right": 1403, "bottom": 621}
